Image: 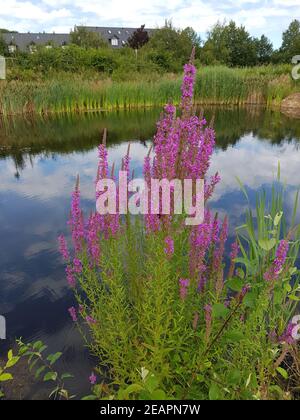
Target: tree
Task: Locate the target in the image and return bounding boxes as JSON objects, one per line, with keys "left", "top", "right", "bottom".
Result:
{"left": 70, "top": 26, "right": 108, "bottom": 49}
{"left": 254, "top": 35, "right": 273, "bottom": 65}
{"left": 181, "top": 27, "right": 202, "bottom": 56}
{"left": 127, "top": 25, "right": 149, "bottom": 49}
{"left": 280, "top": 20, "right": 300, "bottom": 62}
{"left": 146, "top": 21, "right": 197, "bottom": 71}
{"left": 201, "top": 21, "right": 257, "bottom": 67}
{"left": 201, "top": 22, "right": 230, "bottom": 65}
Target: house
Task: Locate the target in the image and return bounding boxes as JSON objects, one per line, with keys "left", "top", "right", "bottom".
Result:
{"left": 2, "top": 26, "right": 153, "bottom": 53}
{"left": 80, "top": 26, "right": 153, "bottom": 48}
{"left": 2, "top": 32, "right": 70, "bottom": 53}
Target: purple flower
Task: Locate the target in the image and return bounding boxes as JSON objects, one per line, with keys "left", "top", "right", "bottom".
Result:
{"left": 238, "top": 284, "right": 251, "bottom": 303}
{"left": 68, "top": 306, "right": 77, "bottom": 322}
{"left": 86, "top": 315, "right": 97, "bottom": 325}
{"left": 68, "top": 189, "right": 84, "bottom": 253}
{"left": 66, "top": 266, "right": 76, "bottom": 288}
{"left": 58, "top": 234, "right": 69, "bottom": 261}
{"left": 180, "top": 62, "right": 196, "bottom": 115}
{"left": 73, "top": 258, "right": 83, "bottom": 274}
{"left": 89, "top": 372, "right": 97, "bottom": 385}
{"left": 264, "top": 240, "right": 289, "bottom": 281}
{"left": 179, "top": 278, "right": 190, "bottom": 300}
{"left": 278, "top": 322, "right": 297, "bottom": 345}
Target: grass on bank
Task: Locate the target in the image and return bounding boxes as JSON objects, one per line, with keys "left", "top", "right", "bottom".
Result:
{"left": 0, "top": 64, "right": 298, "bottom": 116}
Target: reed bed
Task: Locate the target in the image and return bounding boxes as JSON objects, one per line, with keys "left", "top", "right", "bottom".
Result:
{"left": 0, "top": 65, "right": 298, "bottom": 116}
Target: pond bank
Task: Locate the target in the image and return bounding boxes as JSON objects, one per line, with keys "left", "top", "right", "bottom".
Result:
{"left": 0, "top": 66, "right": 299, "bottom": 116}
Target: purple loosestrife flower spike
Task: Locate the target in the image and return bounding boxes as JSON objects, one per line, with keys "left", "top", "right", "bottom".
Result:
{"left": 68, "top": 307, "right": 77, "bottom": 322}
{"left": 164, "top": 236, "right": 174, "bottom": 257}
{"left": 73, "top": 258, "right": 83, "bottom": 274}
{"left": 66, "top": 266, "right": 76, "bottom": 288}
{"left": 228, "top": 239, "right": 239, "bottom": 278}
{"left": 69, "top": 185, "right": 84, "bottom": 253}
{"left": 264, "top": 240, "right": 289, "bottom": 281}
{"left": 58, "top": 234, "right": 69, "bottom": 261}
{"left": 179, "top": 278, "right": 190, "bottom": 301}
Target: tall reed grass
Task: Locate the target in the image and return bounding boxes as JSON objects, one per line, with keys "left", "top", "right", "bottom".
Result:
{"left": 0, "top": 65, "right": 298, "bottom": 116}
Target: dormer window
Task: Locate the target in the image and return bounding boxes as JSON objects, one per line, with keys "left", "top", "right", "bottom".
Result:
{"left": 29, "top": 43, "right": 37, "bottom": 54}
{"left": 111, "top": 38, "right": 118, "bottom": 46}
{"left": 8, "top": 44, "right": 17, "bottom": 54}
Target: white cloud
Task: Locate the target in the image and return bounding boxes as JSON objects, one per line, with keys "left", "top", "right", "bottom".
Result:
{"left": 0, "top": 0, "right": 299, "bottom": 46}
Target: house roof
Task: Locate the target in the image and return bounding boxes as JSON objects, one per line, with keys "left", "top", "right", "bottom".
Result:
{"left": 2, "top": 33, "right": 70, "bottom": 51}
{"left": 81, "top": 26, "right": 153, "bottom": 45}
{"left": 2, "top": 27, "right": 154, "bottom": 51}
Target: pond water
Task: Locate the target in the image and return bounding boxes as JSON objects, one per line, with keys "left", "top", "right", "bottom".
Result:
{"left": 0, "top": 107, "right": 300, "bottom": 398}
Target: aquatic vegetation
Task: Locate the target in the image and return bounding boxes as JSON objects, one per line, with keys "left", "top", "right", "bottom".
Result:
{"left": 0, "top": 64, "right": 298, "bottom": 116}
{"left": 59, "top": 55, "right": 300, "bottom": 400}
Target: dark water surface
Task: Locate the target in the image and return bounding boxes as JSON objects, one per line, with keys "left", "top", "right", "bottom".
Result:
{"left": 0, "top": 107, "right": 300, "bottom": 398}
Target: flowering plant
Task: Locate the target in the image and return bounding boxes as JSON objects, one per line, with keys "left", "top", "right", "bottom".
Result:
{"left": 59, "top": 52, "right": 300, "bottom": 400}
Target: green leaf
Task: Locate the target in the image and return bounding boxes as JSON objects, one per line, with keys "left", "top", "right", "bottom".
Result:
{"left": 243, "top": 291, "right": 256, "bottom": 308}
{"left": 5, "top": 356, "right": 20, "bottom": 369}
{"left": 151, "top": 389, "right": 166, "bottom": 400}
{"left": 119, "top": 383, "right": 143, "bottom": 399}
{"left": 226, "top": 277, "right": 244, "bottom": 292}
{"left": 258, "top": 238, "right": 276, "bottom": 251}
{"left": 212, "top": 303, "right": 229, "bottom": 319}
{"left": 276, "top": 367, "right": 288, "bottom": 380}
{"left": 0, "top": 373, "right": 13, "bottom": 382}
{"left": 224, "top": 331, "right": 245, "bottom": 343}
{"left": 35, "top": 365, "right": 46, "bottom": 379}
{"left": 289, "top": 267, "right": 298, "bottom": 276}
{"left": 284, "top": 283, "right": 292, "bottom": 293}
{"left": 61, "top": 373, "right": 73, "bottom": 380}
{"left": 47, "top": 352, "right": 62, "bottom": 366}
{"left": 209, "top": 383, "right": 223, "bottom": 400}
{"left": 33, "top": 341, "right": 43, "bottom": 351}
{"left": 274, "top": 212, "right": 283, "bottom": 227}
{"left": 43, "top": 371, "right": 58, "bottom": 382}
{"left": 288, "top": 294, "right": 300, "bottom": 302}
{"left": 236, "top": 268, "right": 245, "bottom": 279}
{"left": 145, "top": 374, "right": 159, "bottom": 393}
{"left": 82, "top": 395, "right": 97, "bottom": 400}
{"left": 227, "top": 369, "right": 241, "bottom": 385}
{"left": 8, "top": 350, "right": 13, "bottom": 361}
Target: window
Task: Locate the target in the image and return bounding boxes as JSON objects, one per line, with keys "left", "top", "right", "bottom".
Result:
{"left": 29, "top": 44, "right": 37, "bottom": 54}
{"left": 111, "top": 38, "right": 118, "bottom": 46}
{"left": 108, "top": 30, "right": 112, "bottom": 34}
{"left": 8, "top": 45, "right": 16, "bottom": 54}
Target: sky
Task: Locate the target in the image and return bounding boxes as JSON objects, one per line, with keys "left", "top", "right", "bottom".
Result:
{"left": 0, "top": 0, "right": 299, "bottom": 48}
